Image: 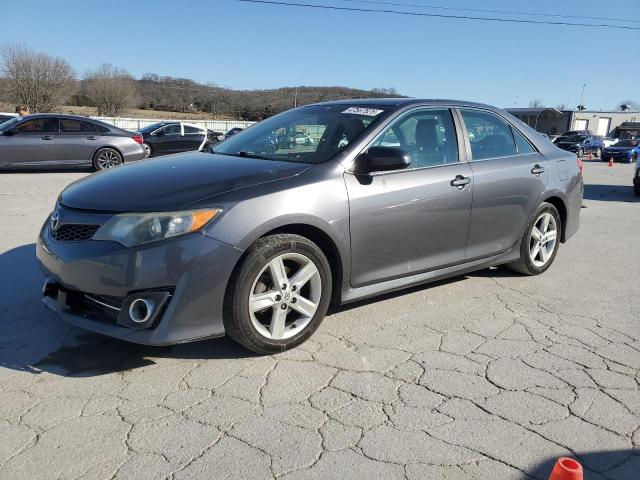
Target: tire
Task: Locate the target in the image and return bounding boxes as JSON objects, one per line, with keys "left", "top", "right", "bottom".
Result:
{"left": 577, "top": 148, "right": 584, "bottom": 158}
{"left": 506, "top": 202, "right": 561, "bottom": 276}
{"left": 224, "top": 234, "right": 332, "bottom": 354}
{"left": 630, "top": 152, "right": 637, "bottom": 164}
{"left": 596, "top": 147, "right": 602, "bottom": 158}
{"left": 142, "top": 142, "right": 152, "bottom": 157}
{"left": 635, "top": 185, "right": 640, "bottom": 197}
{"left": 93, "top": 147, "right": 123, "bottom": 171}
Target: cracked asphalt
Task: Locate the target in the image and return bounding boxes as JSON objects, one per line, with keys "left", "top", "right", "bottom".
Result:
{"left": 0, "top": 160, "right": 639, "bottom": 480}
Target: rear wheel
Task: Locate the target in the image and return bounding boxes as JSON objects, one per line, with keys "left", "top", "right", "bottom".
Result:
{"left": 224, "top": 234, "right": 332, "bottom": 354}
{"left": 142, "top": 142, "right": 152, "bottom": 157}
{"left": 93, "top": 148, "right": 122, "bottom": 171}
{"left": 506, "top": 202, "right": 561, "bottom": 275}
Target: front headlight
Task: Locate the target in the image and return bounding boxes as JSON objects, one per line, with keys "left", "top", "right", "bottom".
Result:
{"left": 94, "top": 209, "right": 222, "bottom": 247}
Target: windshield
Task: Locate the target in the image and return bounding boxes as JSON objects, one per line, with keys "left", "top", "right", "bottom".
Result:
{"left": 563, "top": 135, "right": 587, "bottom": 143}
{"left": 613, "top": 140, "right": 639, "bottom": 148}
{"left": 212, "top": 105, "right": 387, "bottom": 164}
{"left": 0, "top": 117, "right": 20, "bottom": 132}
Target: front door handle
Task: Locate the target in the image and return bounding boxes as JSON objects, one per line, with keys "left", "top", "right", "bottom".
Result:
{"left": 450, "top": 175, "right": 471, "bottom": 189}
{"left": 531, "top": 164, "right": 545, "bottom": 175}
{"left": 41, "top": 135, "right": 54, "bottom": 141}
{"left": 86, "top": 135, "right": 97, "bottom": 140}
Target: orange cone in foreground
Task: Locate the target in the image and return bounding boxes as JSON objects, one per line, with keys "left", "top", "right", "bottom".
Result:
{"left": 608, "top": 157, "right": 614, "bottom": 167}
{"left": 549, "top": 457, "right": 583, "bottom": 480}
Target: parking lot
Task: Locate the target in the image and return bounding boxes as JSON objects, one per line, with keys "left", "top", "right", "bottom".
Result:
{"left": 0, "top": 161, "right": 638, "bottom": 479}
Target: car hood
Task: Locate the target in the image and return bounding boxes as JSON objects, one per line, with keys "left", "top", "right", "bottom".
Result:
{"left": 60, "top": 152, "right": 311, "bottom": 212}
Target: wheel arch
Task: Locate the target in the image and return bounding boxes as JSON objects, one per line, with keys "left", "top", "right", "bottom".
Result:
{"left": 540, "top": 194, "right": 568, "bottom": 242}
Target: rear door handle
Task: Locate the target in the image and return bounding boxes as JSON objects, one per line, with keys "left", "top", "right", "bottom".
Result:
{"left": 531, "top": 164, "right": 545, "bottom": 175}
{"left": 86, "top": 136, "right": 97, "bottom": 140}
{"left": 450, "top": 175, "right": 471, "bottom": 189}
{"left": 41, "top": 135, "right": 54, "bottom": 141}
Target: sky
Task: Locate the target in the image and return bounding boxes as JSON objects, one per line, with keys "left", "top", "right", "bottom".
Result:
{"left": 1, "top": 0, "right": 638, "bottom": 110}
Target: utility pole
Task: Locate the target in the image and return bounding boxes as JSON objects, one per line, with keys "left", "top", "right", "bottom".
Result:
{"left": 577, "top": 84, "right": 586, "bottom": 111}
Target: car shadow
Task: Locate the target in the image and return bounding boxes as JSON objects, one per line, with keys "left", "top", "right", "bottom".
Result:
{"left": 525, "top": 449, "right": 638, "bottom": 479}
{"left": 583, "top": 183, "right": 639, "bottom": 202}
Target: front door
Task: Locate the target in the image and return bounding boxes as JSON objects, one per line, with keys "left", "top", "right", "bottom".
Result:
{"left": 0, "top": 117, "right": 59, "bottom": 166}
{"left": 345, "top": 108, "right": 473, "bottom": 287}
{"left": 458, "top": 108, "right": 549, "bottom": 260}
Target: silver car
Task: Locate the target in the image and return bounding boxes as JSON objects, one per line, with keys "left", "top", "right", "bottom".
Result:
{"left": 37, "top": 99, "right": 583, "bottom": 353}
{"left": 0, "top": 114, "right": 146, "bottom": 170}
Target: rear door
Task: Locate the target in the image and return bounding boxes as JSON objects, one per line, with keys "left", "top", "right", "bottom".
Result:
{"left": 56, "top": 118, "right": 101, "bottom": 165}
{"left": 153, "top": 123, "right": 181, "bottom": 155}
{"left": 458, "top": 108, "right": 549, "bottom": 260}
{"left": 0, "top": 117, "right": 59, "bottom": 166}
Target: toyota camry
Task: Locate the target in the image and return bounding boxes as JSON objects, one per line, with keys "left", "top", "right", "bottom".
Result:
{"left": 36, "top": 99, "right": 583, "bottom": 353}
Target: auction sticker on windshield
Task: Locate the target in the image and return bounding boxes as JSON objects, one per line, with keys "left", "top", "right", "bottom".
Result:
{"left": 342, "top": 107, "right": 384, "bottom": 116}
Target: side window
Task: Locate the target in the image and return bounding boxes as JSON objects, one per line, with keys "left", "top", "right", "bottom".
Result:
{"left": 372, "top": 109, "right": 458, "bottom": 168}
{"left": 17, "top": 118, "right": 59, "bottom": 133}
{"left": 158, "top": 124, "right": 180, "bottom": 135}
{"left": 461, "top": 109, "right": 517, "bottom": 160}
{"left": 183, "top": 125, "right": 202, "bottom": 134}
{"left": 512, "top": 128, "right": 536, "bottom": 155}
{"left": 60, "top": 119, "right": 97, "bottom": 133}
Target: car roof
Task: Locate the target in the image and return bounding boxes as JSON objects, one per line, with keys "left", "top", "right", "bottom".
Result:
{"left": 311, "top": 98, "right": 497, "bottom": 110}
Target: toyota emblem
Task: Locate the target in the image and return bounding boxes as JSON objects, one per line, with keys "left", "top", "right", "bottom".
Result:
{"left": 50, "top": 209, "right": 61, "bottom": 231}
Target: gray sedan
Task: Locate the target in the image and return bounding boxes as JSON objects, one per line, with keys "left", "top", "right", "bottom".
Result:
{"left": 36, "top": 99, "right": 583, "bottom": 353}
{"left": 0, "top": 114, "right": 146, "bottom": 170}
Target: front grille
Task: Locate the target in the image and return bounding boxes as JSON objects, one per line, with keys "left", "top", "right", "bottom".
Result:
{"left": 51, "top": 224, "right": 99, "bottom": 242}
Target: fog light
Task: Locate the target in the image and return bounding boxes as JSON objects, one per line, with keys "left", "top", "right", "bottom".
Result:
{"left": 128, "top": 298, "right": 155, "bottom": 323}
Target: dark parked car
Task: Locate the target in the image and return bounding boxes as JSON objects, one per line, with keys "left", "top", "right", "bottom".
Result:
{"left": 0, "top": 113, "right": 16, "bottom": 124}
{"left": 555, "top": 134, "right": 604, "bottom": 158}
{"left": 634, "top": 162, "right": 640, "bottom": 196}
{"left": 601, "top": 139, "right": 640, "bottom": 164}
{"left": 138, "top": 122, "right": 223, "bottom": 157}
{"left": 225, "top": 127, "right": 244, "bottom": 138}
{"left": 37, "top": 99, "right": 582, "bottom": 353}
{"left": 552, "top": 130, "right": 591, "bottom": 144}
{"left": 0, "top": 114, "right": 145, "bottom": 170}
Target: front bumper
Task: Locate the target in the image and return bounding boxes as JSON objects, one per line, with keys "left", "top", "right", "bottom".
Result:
{"left": 36, "top": 222, "right": 243, "bottom": 345}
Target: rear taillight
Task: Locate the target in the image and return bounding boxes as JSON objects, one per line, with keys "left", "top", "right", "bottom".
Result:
{"left": 132, "top": 134, "right": 143, "bottom": 144}
{"left": 577, "top": 156, "right": 583, "bottom": 175}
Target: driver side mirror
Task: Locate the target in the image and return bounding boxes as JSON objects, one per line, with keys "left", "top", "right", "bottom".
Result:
{"left": 358, "top": 146, "right": 411, "bottom": 173}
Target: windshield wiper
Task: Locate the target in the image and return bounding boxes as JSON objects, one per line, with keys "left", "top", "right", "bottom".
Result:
{"left": 214, "top": 151, "right": 272, "bottom": 160}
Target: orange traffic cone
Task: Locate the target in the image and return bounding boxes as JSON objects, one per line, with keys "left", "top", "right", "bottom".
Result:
{"left": 608, "top": 157, "right": 614, "bottom": 167}
{"left": 549, "top": 457, "right": 583, "bottom": 480}
{"left": 588, "top": 152, "right": 592, "bottom": 160}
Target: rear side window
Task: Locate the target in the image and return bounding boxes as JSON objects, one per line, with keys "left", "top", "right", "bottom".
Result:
{"left": 161, "top": 124, "right": 181, "bottom": 135}
{"left": 461, "top": 109, "right": 517, "bottom": 160}
{"left": 512, "top": 128, "right": 536, "bottom": 155}
{"left": 17, "top": 118, "right": 59, "bottom": 133}
{"left": 60, "top": 119, "right": 97, "bottom": 133}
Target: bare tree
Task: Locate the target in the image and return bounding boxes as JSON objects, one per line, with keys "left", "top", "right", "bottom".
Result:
{"left": 83, "top": 64, "right": 136, "bottom": 116}
{"left": 1, "top": 44, "right": 74, "bottom": 112}
{"left": 529, "top": 99, "right": 543, "bottom": 108}
{"left": 555, "top": 103, "right": 567, "bottom": 111}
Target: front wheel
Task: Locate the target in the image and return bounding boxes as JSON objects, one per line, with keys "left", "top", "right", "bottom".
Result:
{"left": 577, "top": 148, "right": 584, "bottom": 158}
{"left": 630, "top": 152, "right": 637, "bottom": 164}
{"left": 93, "top": 147, "right": 123, "bottom": 171}
{"left": 506, "top": 202, "right": 561, "bottom": 275}
{"left": 595, "top": 147, "right": 602, "bottom": 158}
{"left": 224, "top": 234, "right": 332, "bottom": 354}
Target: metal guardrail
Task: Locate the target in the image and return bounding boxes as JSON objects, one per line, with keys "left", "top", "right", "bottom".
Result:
{"left": 0, "top": 112, "right": 255, "bottom": 132}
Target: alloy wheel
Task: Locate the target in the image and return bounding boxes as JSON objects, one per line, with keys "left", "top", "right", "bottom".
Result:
{"left": 142, "top": 143, "right": 151, "bottom": 157}
{"left": 248, "top": 252, "right": 321, "bottom": 340}
{"left": 96, "top": 150, "right": 121, "bottom": 169}
{"left": 529, "top": 212, "right": 557, "bottom": 268}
